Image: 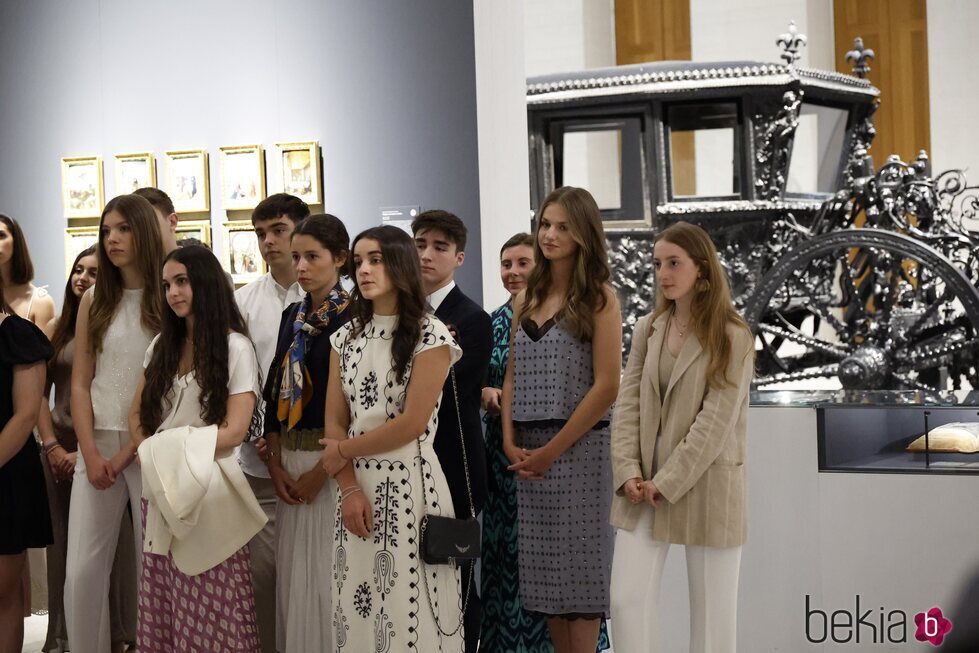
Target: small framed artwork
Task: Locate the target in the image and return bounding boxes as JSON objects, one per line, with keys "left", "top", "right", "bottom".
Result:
{"left": 61, "top": 156, "right": 105, "bottom": 218}
{"left": 63, "top": 226, "right": 100, "bottom": 276}
{"left": 175, "top": 220, "right": 212, "bottom": 247}
{"left": 221, "top": 220, "right": 266, "bottom": 284}
{"left": 114, "top": 152, "right": 156, "bottom": 194}
{"left": 220, "top": 144, "right": 266, "bottom": 210}
{"left": 163, "top": 149, "right": 210, "bottom": 213}
{"left": 276, "top": 141, "right": 321, "bottom": 205}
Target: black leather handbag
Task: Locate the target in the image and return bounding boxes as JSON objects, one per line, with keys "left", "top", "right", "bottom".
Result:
{"left": 419, "top": 367, "right": 481, "bottom": 564}
{"left": 418, "top": 366, "right": 479, "bottom": 636}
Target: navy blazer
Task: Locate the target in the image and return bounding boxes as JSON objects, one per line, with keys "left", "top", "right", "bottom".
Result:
{"left": 433, "top": 285, "right": 492, "bottom": 516}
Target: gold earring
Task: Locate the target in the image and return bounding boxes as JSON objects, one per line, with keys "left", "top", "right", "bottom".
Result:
{"left": 697, "top": 278, "right": 710, "bottom": 293}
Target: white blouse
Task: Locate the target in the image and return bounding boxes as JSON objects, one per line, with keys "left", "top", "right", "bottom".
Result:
{"left": 143, "top": 332, "right": 261, "bottom": 433}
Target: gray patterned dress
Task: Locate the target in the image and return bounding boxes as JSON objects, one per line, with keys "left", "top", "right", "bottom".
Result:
{"left": 511, "top": 317, "right": 614, "bottom": 616}
{"left": 329, "top": 314, "right": 464, "bottom": 653}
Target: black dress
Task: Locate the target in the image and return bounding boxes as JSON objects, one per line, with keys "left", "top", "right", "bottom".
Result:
{"left": 0, "top": 313, "right": 54, "bottom": 554}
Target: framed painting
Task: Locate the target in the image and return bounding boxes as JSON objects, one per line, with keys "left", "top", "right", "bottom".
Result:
{"left": 63, "top": 226, "right": 100, "bottom": 276}
{"left": 220, "top": 144, "right": 266, "bottom": 210}
{"left": 114, "top": 152, "right": 156, "bottom": 194}
{"left": 175, "top": 219, "right": 212, "bottom": 247}
{"left": 276, "top": 140, "right": 321, "bottom": 205}
{"left": 61, "top": 156, "right": 104, "bottom": 218}
{"left": 221, "top": 220, "right": 266, "bottom": 284}
{"left": 163, "top": 149, "right": 210, "bottom": 213}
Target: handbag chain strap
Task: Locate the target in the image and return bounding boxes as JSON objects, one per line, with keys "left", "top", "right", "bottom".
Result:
{"left": 418, "top": 364, "right": 477, "bottom": 637}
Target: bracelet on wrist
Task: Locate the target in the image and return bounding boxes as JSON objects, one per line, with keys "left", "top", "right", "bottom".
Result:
{"left": 341, "top": 486, "right": 363, "bottom": 501}
{"left": 43, "top": 441, "right": 63, "bottom": 455}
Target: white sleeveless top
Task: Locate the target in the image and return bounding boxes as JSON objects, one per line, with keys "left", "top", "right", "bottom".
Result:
{"left": 91, "top": 288, "right": 155, "bottom": 431}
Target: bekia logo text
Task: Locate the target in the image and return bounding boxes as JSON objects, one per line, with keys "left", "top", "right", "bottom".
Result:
{"left": 806, "top": 595, "right": 952, "bottom": 646}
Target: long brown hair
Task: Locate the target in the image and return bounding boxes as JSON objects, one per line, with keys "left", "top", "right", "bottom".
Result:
{"left": 653, "top": 221, "right": 752, "bottom": 388}
{"left": 522, "top": 186, "right": 611, "bottom": 340}
{"left": 89, "top": 194, "right": 165, "bottom": 353}
{"left": 0, "top": 214, "right": 35, "bottom": 285}
{"left": 347, "top": 226, "right": 427, "bottom": 384}
{"left": 50, "top": 245, "right": 96, "bottom": 359}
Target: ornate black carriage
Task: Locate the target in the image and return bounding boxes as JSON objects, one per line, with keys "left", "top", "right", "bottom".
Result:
{"left": 527, "top": 26, "right": 979, "bottom": 403}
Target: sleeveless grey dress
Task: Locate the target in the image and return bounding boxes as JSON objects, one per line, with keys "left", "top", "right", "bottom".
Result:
{"left": 511, "top": 317, "right": 613, "bottom": 616}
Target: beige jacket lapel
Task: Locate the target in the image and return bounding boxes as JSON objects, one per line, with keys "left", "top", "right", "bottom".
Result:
{"left": 663, "top": 332, "right": 703, "bottom": 405}
{"left": 646, "top": 312, "right": 670, "bottom": 404}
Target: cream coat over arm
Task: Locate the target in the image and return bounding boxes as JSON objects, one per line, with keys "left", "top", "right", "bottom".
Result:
{"left": 610, "top": 311, "right": 754, "bottom": 548}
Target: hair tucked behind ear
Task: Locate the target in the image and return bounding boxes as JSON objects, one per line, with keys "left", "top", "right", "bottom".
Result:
{"left": 347, "top": 226, "right": 427, "bottom": 384}
{"left": 652, "top": 221, "right": 753, "bottom": 388}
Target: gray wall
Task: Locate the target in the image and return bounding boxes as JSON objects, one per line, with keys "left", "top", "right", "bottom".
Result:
{"left": 0, "top": 0, "right": 483, "bottom": 306}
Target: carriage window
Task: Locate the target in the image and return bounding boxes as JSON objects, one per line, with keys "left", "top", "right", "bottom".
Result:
{"left": 552, "top": 116, "right": 644, "bottom": 222}
{"left": 786, "top": 103, "right": 849, "bottom": 196}
{"left": 562, "top": 129, "right": 623, "bottom": 210}
{"left": 666, "top": 102, "right": 741, "bottom": 199}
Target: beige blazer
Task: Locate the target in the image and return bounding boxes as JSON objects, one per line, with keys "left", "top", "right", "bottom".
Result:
{"left": 610, "top": 311, "right": 754, "bottom": 547}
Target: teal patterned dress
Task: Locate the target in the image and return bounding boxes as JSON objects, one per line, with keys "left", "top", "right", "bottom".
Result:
{"left": 478, "top": 301, "right": 609, "bottom": 653}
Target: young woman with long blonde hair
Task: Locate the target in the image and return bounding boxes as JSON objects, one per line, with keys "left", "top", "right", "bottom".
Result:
{"left": 609, "top": 220, "right": 754, "bottom": 653}
{"left": 501, "top": 186, "right": 622, "bottom": 653}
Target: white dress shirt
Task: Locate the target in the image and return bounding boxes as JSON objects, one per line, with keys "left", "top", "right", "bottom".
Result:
{"left": 427, "top": 280, "right": 456, "bottom": 312}
{"left": 234, "top": 271, "right": 304, "bottom": 478}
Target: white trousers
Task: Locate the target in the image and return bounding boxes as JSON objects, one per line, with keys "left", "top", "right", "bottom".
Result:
{"left": 610, "top": 510, "right": 742, "bottom": 653}
{"left": 64, "top": 429, "right": 143, "bottom": 653}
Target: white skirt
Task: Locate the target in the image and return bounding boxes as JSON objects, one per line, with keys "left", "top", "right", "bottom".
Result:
{"left": 275, "top": 448, "right": 336, "bottom": 653}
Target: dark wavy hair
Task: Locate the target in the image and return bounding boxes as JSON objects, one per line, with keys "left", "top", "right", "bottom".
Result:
{"left": 50, "top": 245, "right": 97, "bottom": 359}
{"left": 0, "top": 214, "right": 35, "bottom": 285}
{"left": 348, "top": 226, "right": 427, "bottom": 384}
{"left": 139, "top": 246, "right": 251, "bottom": 434}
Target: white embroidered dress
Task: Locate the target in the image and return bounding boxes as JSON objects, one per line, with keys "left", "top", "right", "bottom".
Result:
{"left": 329, "top": 313, "right": 464, "bottom": 653}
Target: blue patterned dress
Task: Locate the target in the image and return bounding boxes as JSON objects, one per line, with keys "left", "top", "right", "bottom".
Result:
{"left": 478, "top": 302, "right": 609, "bottom": 652}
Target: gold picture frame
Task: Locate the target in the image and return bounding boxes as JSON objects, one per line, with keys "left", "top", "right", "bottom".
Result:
{"left": 275, "top": 140, "right": 322, "bottom": 205}
{"left": 175, "top": 220, "right": 212, "bottom": 247}
{"left": 114, "top": 152, "right": 156, "bottom": 194}
{"left": 163, "top": 149, "right": 210, "bottom": 213}
{"left": 63, "top": 226, "right": 100, "bottom": 276}
{"left": 221, "top": 220, "right": 266, "bottom": 285}
{"left": 61, "top": 156, "right": 105, "bottom": 218}
{"left": 219, "top": 144, "right": 266, "bottom": 211}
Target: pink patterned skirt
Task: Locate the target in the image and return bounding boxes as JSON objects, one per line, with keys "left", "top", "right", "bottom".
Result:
{"left": 138, "top": 502, "right": 260, "bottom": 652}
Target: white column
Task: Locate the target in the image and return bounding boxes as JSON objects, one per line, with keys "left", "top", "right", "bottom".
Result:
{"left": 927, "top": 0, "right": 979, "bottom": 181}
{"left": 473, "top": 0, "right": 533, "bottom": 310}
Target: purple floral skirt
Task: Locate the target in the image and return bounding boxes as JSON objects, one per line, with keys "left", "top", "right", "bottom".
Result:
{"left": 138, "top": 500, "right": 260, "bottom": 652}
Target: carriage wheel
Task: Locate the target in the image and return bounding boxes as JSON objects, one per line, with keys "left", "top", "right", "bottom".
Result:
{"left": 742, "top": 229, "right": 979, "bottom": 398}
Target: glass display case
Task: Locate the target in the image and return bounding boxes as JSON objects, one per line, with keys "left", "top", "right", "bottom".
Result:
{"left": 816, "top": 405, "right": 979, "bottom": 474}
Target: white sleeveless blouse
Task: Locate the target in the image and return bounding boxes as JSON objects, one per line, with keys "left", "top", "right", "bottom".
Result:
{"left": 91, "top": 288, "right": 155, "bottom": 431}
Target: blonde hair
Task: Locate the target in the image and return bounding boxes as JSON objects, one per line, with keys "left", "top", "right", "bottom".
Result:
{"left": 522, "top": 186, "right": 611, "bottom": 341}
{"left": 89, "top": 194, "right": 165, "bottom": 353}
{"left": 653, "top": 221, "right": 752, "bottom": 388}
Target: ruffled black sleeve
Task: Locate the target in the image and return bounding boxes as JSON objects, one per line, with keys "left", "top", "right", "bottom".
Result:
{"left": 0, "top": 314, "right": 54, "bottom": 366}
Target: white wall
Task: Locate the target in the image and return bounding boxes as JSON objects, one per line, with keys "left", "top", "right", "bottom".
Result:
{"left": 927, "top": 0, "right": 979, "bottom": 178}
{"left": 0, "top": 0, "right": 483, "bottom": 307}
{"left": 524, "top": 0, "right": 620, "bottom": 232}
{"left": 473, "top": 0, "right": 533, "bottom": 310}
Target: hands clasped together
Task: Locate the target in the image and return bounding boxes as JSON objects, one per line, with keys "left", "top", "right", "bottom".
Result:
{"left": 623, "top": 476, "right": 664, "bottom": 508}
{"left": 258, "top": 435, "right": 374, "bottom": 541}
